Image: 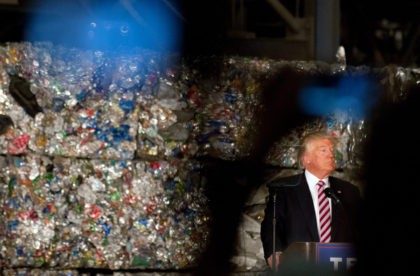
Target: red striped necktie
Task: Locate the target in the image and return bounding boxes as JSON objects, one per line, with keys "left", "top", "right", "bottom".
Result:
{"left": 317, "top": 180, "right": 331, "bottom": 243}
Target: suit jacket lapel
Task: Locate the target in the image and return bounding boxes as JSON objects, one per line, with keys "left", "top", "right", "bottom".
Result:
{"left": 293, "top": 173, "right": 319, "bottom": 240}
{"left": 329, "top": 178, "right": 344, "bottom": 241}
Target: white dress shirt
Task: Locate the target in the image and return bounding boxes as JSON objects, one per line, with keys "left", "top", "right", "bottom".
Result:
{"left": 305, "top": 170, "right": 332, "bottom": 237}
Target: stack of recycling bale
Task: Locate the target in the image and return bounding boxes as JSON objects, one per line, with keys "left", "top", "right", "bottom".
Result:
{"left": 1, "top": 41, "right": 418, "bottom": 274}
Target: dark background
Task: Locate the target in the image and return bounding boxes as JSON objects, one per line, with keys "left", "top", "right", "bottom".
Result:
{"left": 0, "top": 0, "right": 419, "bottom": 67}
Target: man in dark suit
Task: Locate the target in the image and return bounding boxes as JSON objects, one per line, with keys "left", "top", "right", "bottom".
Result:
{"left": 260, "top": 131, "right": 361, "bottom": 271}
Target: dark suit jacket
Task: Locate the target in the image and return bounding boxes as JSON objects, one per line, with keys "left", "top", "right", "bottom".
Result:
{"left": 260, "top": 171, "right": 361, "bottom": 260}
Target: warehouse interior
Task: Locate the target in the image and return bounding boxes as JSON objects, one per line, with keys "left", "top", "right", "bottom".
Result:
{"left": 0, "top": 0, "right": 419, "bottom": 66}
{"left": 0, "top": 1, "right": 419, "bottom": 276}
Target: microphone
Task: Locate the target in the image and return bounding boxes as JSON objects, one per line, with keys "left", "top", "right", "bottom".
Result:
{"left": 324, "top": 187, "right": 341, "bottom": 204}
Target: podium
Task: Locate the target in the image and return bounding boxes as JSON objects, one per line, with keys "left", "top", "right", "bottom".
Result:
{"left": 279, "top": 242, "right": 357, "bottom": 273}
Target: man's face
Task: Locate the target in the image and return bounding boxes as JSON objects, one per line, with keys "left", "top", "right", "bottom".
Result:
{"left": 304, "top": 138, "right": 336, "bottom": 178}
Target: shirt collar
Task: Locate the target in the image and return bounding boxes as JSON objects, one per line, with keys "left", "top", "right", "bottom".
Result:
{"left": 305, "top": 170, "right": 329, "bottom": 188}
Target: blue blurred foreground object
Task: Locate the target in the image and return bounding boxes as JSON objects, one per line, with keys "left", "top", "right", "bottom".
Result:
{"left": 299, "top": 74, "right": 379, "bottom": 119}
